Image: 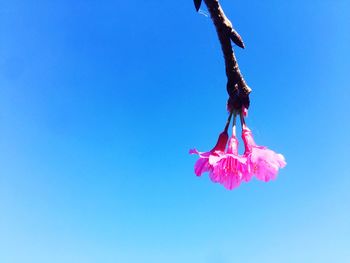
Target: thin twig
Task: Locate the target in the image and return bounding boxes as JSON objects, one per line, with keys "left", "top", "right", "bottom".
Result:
{"left": 202, "top": 0, "right": 251, "bottom": 110}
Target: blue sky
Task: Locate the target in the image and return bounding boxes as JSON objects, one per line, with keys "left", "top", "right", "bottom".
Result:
{"left": 1, "top": 0, "right": 349, "bottom": 262}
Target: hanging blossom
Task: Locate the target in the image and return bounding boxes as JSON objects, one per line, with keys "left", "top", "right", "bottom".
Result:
{"left": 241, "top": 120, "right": 286, "bottom": 182}
{"left": 189, "top": 0, "right": 286, "bottom": 190}
{"left": 189, "top": 113, "right": 233, "bottom": 177}
{"left": 209, "top": 117, "right": 248, "bottom": 190}
{"left": 190, "top": 109, "right": 286, "bottom": 190}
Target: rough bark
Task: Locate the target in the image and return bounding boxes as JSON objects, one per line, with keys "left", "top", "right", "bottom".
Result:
{"left": 203, "top": 0, "right": 251, "bottom": 110}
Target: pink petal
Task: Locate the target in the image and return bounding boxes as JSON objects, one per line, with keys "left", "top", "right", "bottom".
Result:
{"left": 242, "top": 126, "right": 286, "bottom": 182}
{"left": 189, "top": 148, "right": 199, "bottom": 155}
{"left": 194, "top": 158, "right": 210, "bottom": 177}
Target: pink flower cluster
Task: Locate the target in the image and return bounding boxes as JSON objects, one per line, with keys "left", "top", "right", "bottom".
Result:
{"left": 190, "top": 113, "right": 286, "bottom": 190}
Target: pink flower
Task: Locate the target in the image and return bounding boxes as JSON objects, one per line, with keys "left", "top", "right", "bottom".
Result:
{"left": 189, "top": 130, "right": 229, "bottom": 177}
{"left": 210, "top": 135, "right": 247, "bottom": 190}
{"left": 242, "top": 126, "right": 286, "bottom": 182}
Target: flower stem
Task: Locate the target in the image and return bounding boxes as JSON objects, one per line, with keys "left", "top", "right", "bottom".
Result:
{"left": 224, "top": 111, "right": 233, "bottom": 132}
{"left": 232, "top": 113, "right": 237, "bottom": 136}
{"left": 239, "top": 111, "right": 247, "bottom": 130}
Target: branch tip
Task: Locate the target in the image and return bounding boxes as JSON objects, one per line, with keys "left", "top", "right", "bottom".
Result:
{"left": 194, "top": 0, "right": 202, "bottom": 12}
{"left": 230, "top": 29, "right": 245, "bottom": 49}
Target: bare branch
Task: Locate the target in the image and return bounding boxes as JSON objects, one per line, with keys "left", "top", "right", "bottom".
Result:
{"left": 202, "top": 0, "right": 251, "bottom": 110}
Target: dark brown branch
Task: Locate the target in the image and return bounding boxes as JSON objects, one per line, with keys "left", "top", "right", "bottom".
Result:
{"left": 194, "top": 0, "right": 202, "bottom": 11}
{"left": 203, "top": 0, "right": 251, "bottom": 110}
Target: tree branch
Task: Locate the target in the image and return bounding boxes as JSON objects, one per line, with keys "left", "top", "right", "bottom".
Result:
{"left": 202, "top": 0, "right": 251, "bottom": 110}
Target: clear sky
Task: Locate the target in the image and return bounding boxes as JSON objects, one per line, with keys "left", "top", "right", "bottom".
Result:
{"left": 1, "top": 0, "right": 350, "bottom": 262}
